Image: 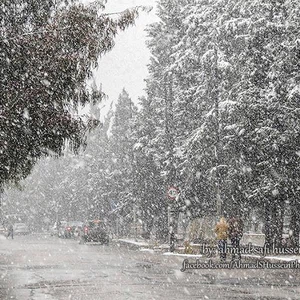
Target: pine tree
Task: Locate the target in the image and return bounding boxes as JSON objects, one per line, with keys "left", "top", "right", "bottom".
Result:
{"left": 143, "top": 0, "right": 189, "bottom": 239}
{"left": 106, "top": 89, "right": 137, "bottom": 235}
{"left": 131, "top": 96, "right": 166, "bottom": 239}
{"left": 149, "top": 0, "right": 300, "bottom": 248}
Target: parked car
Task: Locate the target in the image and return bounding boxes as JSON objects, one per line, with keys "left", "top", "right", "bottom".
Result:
{"left": 68, "top": 221, "right": 83, "bottom": 238}
{"left": 80, "top": 220, "right": 109, "bottom": 244}
{"left": 13, "top": 223, "right": 30, "bottom": 235}
{"left": 58, "top": 221, "right": 83, "bottom": 238}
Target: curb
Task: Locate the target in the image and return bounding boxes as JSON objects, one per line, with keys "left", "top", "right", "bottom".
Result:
{"left": 114, "top": 239, "right": 300, "bottom": 265}
{"left": 114, "top": 239, "right": 176, "bottom": 253}
{"left": 113, "top": 239, "right": 151, "bottom": 251}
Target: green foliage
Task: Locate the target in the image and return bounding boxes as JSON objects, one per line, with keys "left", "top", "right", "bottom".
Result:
{"left": 0, "top": 0, "right": 139, "bottom": 187}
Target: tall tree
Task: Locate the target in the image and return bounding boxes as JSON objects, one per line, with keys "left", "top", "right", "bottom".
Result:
{"left": 142, "top": 0, "right": 300, "bottom": 247}
{"left": 173, "top": 0, "right": 300, "bottom": 246}
{"left": 106, "top": 89, "right": 137, "bottom": 235}
{"left": 131, "top": 96, "right": 166, "bottom": 239}
{"left": 143, "top": 0, "right": 188, "bottom": 239}
{"left": 0, "top": 0, "right": 142, "bottom": 187}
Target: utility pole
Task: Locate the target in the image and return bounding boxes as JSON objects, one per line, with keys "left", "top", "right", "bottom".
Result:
{"left": 164, "top": 72, "right": 178, "bottom": 252}
{"left": 212, "top": 30, "right": 222, "bottom": 217}
{"left": 0, "top": 188, "right": 2, "bottom": 225}
{"left": 133, "top": 204, "right": 138, "bottom": 241}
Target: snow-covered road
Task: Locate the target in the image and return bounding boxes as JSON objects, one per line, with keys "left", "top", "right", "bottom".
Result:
{"left": 0, "top": 234, "right": 299, "bottom": 299}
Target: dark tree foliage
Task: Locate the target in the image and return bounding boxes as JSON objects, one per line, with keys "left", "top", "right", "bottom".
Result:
{"left": 142, "top": 0, "right": 300, "bottom": 245}
{"left": 0, "top": 0, "right": 141, "bottom": 186}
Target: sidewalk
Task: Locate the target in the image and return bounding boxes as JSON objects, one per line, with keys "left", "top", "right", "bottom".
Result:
{"left": 115, "top": 238, "right": 204, "bottom": 258}
{"left": 115, "top": 237, "right": 300, "bottom": 263}
{"left": 115, "top": 238, "right": 170, "bottom": 252}
{"left": 117, "top": 238, "right": 150, "bottom": 249}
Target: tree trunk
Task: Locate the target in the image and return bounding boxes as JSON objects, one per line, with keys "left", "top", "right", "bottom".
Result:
{"left": 264, "top": 200, "right": 272, "bottom": 249}
{"left": 290, "top": 197, "right": 300, "bottom": 248}
{"left": 264, "top": 195, "right": 284, "bottom": 249}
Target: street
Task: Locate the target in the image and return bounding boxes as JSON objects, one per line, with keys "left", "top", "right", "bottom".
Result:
{"left": 0, "top": 235, "right": 299, "bottom": 300}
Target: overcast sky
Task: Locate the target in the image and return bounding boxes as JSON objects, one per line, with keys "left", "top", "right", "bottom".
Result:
{"left": 95, "top": 0, "right": 158, "bottom": 110}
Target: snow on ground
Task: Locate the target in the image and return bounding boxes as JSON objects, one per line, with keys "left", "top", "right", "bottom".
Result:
{"left": 117, "top": 239, "right": 149, "bottom": 247}
{"left": 163, "top": 252, "right": 203, "bottom": 258}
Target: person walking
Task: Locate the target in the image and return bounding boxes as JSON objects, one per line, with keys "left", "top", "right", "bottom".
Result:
{"left": 228, "top": 216, "right": 244, "bottom": 261}
{"left": 214, "top": 217, "right": 229, "bottom": 261}
{"left": 6, "top": 224, "right": 14, "bottom": 239}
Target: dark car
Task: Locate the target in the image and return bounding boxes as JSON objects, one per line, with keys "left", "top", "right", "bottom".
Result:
{"left": 80, "top": 220, "right": 109, "bottom": 245}
{"left": 58, "top": 221, "right": 83, "bottom": 239}
{"left": 68, "top": 221, "right": 84, "bottom": 238}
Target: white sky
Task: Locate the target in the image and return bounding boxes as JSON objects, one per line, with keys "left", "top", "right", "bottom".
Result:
{"left": 94, "top": 0, "right": 159, "bottom": 110}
